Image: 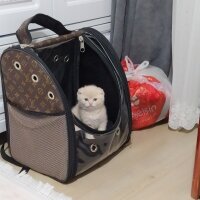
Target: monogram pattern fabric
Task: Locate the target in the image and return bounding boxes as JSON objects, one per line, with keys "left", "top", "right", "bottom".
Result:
{"left": 1, "top": 49, "right": 65, "bottom": 114}
{"left": 30, "top": 31, "right": 83, "bottom": 49}
{"left": 16, "top": 18, "right": 33, "bottom": 44}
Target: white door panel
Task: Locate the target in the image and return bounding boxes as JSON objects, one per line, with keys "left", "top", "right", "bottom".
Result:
{"left": 0, "top": 0, "right": 53, "bottom": 36}
{"left": 0, "top": 116, "right": 6, "bottom": 133}
{"left": 0, "top": 75, "right": 2, "bottom": 97}
{"left": 0, "top": 100, "right": 4, "bottom": 114}
{"left": 53, "top": 0, "right": 111, "bottom": 25}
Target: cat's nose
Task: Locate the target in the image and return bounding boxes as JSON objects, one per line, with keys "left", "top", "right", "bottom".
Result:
{"left": 89, "top": 100, "right": 93, "bottom": 105}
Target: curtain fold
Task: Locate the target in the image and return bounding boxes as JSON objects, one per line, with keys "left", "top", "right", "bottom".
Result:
{"left": 169, "top": 0, "right": 200, "bottom": 130}
{"left": 111, "top": 0, "right": 173, "bottom": 76}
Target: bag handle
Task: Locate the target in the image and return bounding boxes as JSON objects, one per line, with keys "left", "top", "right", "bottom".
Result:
{"left": 16, "top": 13, "right": 71, "bottom": 44}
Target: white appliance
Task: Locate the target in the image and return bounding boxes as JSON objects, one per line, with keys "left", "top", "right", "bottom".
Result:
{"left": 0, "top": 0, "right": 111, "bottom": 133}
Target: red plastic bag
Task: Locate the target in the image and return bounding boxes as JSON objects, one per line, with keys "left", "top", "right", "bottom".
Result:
{"left": 121, "top": 56, "right": 171, "bottom": 130}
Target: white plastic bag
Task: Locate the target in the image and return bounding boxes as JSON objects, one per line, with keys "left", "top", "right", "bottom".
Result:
{"left": 121, "top": 56, "right": 172, "bottom": 130}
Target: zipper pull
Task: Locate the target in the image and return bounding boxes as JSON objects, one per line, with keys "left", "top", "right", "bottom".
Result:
{"left": 79, "top": 36, "right": 85, "bottom": 53}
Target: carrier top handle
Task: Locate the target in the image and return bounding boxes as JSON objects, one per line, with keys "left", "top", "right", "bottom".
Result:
{"left": 16, "top": 13, "right": 71, "bottom": 44}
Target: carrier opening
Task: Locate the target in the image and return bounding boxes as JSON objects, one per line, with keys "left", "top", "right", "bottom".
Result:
{"left": 37, "top": 38, "right": 120, "bottom": 131}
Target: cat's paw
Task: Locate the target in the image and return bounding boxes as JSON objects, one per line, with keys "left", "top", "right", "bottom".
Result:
{"left": 98, "top": 125, "right": 106, "bottom": 131}
{"left": 74, "top": 125, "right": 81, "bottom": 132}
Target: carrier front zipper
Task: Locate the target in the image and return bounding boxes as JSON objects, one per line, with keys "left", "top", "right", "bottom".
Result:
{"left": 77, "top": 36, "right": 121, "bottom": 134}
{"left": 82, "top": 28, "right": 132, "bottom": 136}
{"left": 79, "top": 36, "right": 85, "bottom": 52}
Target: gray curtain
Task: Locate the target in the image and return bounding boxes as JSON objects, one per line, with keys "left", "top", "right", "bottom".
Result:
{"left": 111, "top": 0, "right": 172, "bottom": 75}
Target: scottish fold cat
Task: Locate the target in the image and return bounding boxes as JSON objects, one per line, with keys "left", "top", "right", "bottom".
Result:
{"left": 72, "top": 85, "right": 108, "bottom": 131}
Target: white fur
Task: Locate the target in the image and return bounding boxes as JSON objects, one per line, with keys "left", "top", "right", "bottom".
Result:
{"left": 72, "top": 85, "right": 108, "bottom": 131}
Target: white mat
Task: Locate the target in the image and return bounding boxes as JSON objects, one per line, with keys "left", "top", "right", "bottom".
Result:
{"left": 0, "top": 161, "right": 72, "bottom": 200}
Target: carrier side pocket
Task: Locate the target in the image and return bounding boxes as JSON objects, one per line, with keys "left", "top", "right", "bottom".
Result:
{"left": 7, "top": 103, "right": 69, "bottom": 182}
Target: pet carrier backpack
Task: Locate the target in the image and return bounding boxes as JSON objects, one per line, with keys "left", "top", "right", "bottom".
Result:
{"left": 0, "top": 14, "right": 132, "bottom": 182}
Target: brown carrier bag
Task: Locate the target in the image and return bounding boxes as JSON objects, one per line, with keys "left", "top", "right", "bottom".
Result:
{"left": 0, "top": 14, "right": 132, "bottom": 182}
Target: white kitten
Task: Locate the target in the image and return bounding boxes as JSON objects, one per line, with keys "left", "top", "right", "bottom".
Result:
{"left": 72, "top": 85, "right": 108, "bottom": 131}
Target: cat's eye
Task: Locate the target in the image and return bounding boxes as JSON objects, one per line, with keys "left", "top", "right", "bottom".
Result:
{"left": 93, "top": 98, "right": 97, "bottom": 101}
{"left": 84, "top": 98, "right": 88, "bottom": 101}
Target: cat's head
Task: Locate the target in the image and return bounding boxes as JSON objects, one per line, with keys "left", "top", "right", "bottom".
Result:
{"left": 77, "top": 85, "right": 105, "bottom": 110}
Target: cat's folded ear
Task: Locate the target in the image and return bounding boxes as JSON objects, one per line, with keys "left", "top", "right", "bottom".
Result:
{"left": 98, "top": 87, "right": 105, "bottom": 95}
{"left": 77, "top": 88, "right": 82, "bottom": 95}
